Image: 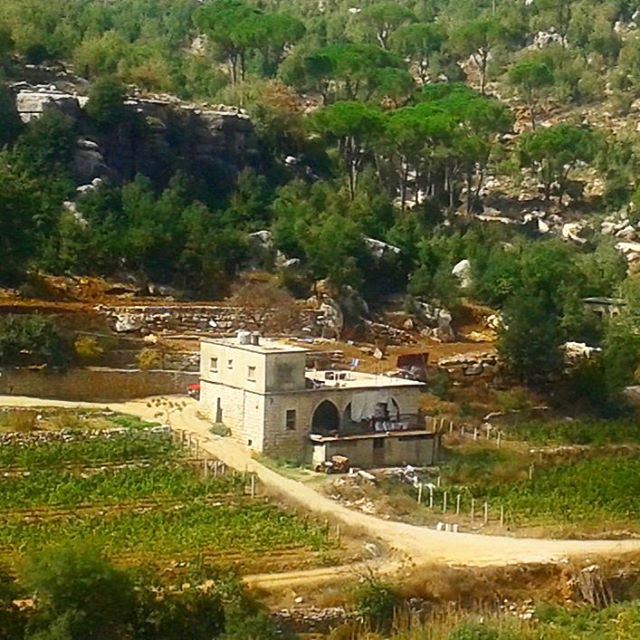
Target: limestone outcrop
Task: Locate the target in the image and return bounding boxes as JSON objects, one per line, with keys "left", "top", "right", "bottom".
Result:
{"left": 11, "top": 83, "right": 258, "bottom": 187}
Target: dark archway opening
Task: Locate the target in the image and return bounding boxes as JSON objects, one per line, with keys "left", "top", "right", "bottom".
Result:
{"left": 311, "top": 400, "right": 340, "bottom": 435}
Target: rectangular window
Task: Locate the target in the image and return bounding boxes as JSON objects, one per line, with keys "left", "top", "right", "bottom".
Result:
{"left": 285, "top": 409, "right": 296, "bottom": 430}
{"left": 247, "top": 366, "right": 256, "bottom": 381}
{"left": 210, "top": 357, "right": 218, "bottom": 373}
{"left": 227, "top": 359, "right": 233, "bottom": 369}
{"left": 373, "top": 438, "right": 385, "bottom": 450}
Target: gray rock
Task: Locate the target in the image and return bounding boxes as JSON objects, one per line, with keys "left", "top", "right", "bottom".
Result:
{"left": 15, "top": 88, "right": 81, "bottom": 123}
{"left": 452, "top": 259, "right": 472, "bottom": 289}
{"left": 364, "top": 237, "right": 401, "bottom": 259}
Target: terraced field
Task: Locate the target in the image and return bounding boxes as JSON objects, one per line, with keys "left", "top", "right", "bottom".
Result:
{"left": 0, "top": 417, "right": 338, "bottom": 577}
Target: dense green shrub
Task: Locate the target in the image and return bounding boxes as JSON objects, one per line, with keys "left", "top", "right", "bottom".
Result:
{"left": 0, "top": 315, "right": 71, "bottom": 368}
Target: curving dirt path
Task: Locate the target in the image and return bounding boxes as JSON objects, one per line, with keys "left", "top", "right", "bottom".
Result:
{"left": 3, "top": 395, "right": 640, "bottom": 571}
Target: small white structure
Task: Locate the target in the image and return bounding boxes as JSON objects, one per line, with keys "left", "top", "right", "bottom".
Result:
{"left": 200, "top": 334, "right": 437, "bottom": 467}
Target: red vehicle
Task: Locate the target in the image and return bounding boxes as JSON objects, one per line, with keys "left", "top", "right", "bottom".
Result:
{"left": 187, "top": 383, "right": 200, "bottom": 400}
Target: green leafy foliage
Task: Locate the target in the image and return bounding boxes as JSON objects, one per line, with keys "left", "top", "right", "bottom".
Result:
{"left": 356, "top": 578, "right": 399, "bottom": 632}
{"left": 499, "top": 290, "right": 564, "bottom": 385}
{"left": 1, "top": 0, "right": 639, "bottom": 401}
{"left": 507, "top": 419, "right": 640, "bottom": 446}
{"left": 23, "top": 545, "right": 136, "bottom": 640}
{"left": 495, "top": 455, "right": 640, "bottom": 527}
{"left": 519, "top": 124, "right": 600, "bottom": 201}
{"left": 85, "top": 76, "right": 127, "bottom": 127}
{"left": 0, "top": 315, "right": 72, "bottom": 368}
{"left": 4, "top": 543, "right": 279, "bottom": 640}
{"left": 508, "top": 61, "right": 554, "bottom": 128}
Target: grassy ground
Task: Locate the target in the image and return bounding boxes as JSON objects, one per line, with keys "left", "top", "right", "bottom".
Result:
{"left": 438, "top": 444, "right": 640, "bottom": 537}
{"left": 0, "top": 407, "right": 153, "bottom": 432}
{"left": 329, "top": 417, "right": 640, "bottom": 538}
{"left": 504, "top": 418, "right": 640, "bottom": 446}
{"left": 379, "top": 602, "right": 640, "bottom": 640}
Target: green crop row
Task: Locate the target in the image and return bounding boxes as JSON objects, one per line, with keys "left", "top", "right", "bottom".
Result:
{"left": 435, "top": 445, "right": 640, "bottom": 532}
{"left": 491, "top": 456, "right": 640, "bottom": 526}
{"left": 506, "top": 419, "right": 640, "bottom": 446}
{"left": 0, "top": 432, "right": 180, "bottom": 469}
{"left": 0, "top": 501, "right": 329, "bottom": 559}
{"left": 0, "top": 463, "right": 245, "bottom": 510}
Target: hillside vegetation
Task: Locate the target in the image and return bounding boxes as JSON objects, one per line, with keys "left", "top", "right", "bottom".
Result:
{"left": 3, "top": 2, "right": 640, "bottom": 398}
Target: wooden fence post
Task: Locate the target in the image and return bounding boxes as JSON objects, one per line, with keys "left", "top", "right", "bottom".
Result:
{"left": 417, "top": 483, "right": 423, "bottom": 504}
{"left": 483, "top": 501, "right": 489, "bottom": 525}
{"left": 500, "top": 505, "right": 505, "bottom": 527}
{"left": 470, "top": 498, "right": 475, "bottom": 523}
{"left": 456, "top": 494, "right": 461, "bottom": 516}
{"left": 443, "top": 491, "right": 448, "bottom": 513}
{"left": 429, "top": 485, "right": 434, "bottom": 509}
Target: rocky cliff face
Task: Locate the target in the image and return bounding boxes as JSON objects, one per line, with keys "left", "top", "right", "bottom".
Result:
{"left": 12, "top": 83, "right": 258, "bottom": 189}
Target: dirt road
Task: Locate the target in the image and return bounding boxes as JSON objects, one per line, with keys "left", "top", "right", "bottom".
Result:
{"left": 3, "top": 395, "right": 640, "bottom": 570}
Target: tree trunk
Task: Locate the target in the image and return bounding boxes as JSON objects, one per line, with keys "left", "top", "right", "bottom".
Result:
{"left": 400, "top": 160, "right": 409, "bottom": 213}
{"left": 480, "top": 50, "right": 488, "bottom": 95}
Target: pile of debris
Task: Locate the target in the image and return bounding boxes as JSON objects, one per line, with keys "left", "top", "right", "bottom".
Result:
{"left": 0, "top": 425, "right": 169, "bottom": 446}
{"left": 564, "top": 341, "right": 602, "bottom": 363}
{"left": 363, "top": 319, "right": 418, "bottom": 345}
{"left": 101, "top": 305, "right": 319, "bottom": 335}
{"left": 437, "top": 351, "right": 500, "bottom": 378}
{"left": 328, "top": 476, "right": 378, "bottom": 516}
{"left": 274, "top": 606, "right": 351, "bottom": 634}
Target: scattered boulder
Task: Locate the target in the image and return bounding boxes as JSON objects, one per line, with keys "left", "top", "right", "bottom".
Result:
{"left": 317, "top": 299, "right": 344, "bottom": 340}
{"left": 416, "top": 301, "right": 455, "bottom": 342}
{"left": 247, "top": 230, "right": 275, "bottom": 269}
{"left": 562, "top": 222, "right": 588, "bottom": 245}
{"left": 364, "top": 237, "right": 401, "bottom": 260}
{"left": 114, "top": 313, "right": 145, "bottom": 333}
{"left": 451, "top": 259, "right": 472, "bottom": 289}
{"left": 564, "top": 341, "right": 602, "bottom": 362}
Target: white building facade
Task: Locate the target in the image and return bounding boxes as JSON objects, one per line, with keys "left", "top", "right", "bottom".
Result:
{"left": 200, "top": 334, "right": 437, "bottom": 467}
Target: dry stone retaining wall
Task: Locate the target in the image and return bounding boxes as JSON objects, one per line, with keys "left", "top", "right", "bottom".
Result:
{"left": 0, "top": 367, "right": 197, "bottom": 402}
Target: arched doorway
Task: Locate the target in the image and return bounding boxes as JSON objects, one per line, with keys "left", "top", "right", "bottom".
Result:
{"left": 311, "top": 400, "right": 340, "bottom": 435}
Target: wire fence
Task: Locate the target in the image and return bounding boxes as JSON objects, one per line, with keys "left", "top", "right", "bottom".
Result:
{"left": 169, "top": 427, "right": 258, "bottom": 497}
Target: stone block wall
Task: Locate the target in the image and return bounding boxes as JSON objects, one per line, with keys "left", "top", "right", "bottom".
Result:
{"left": 263, "top": 385, "right": 424, "bottom": 460}
{"left": 200, "top": 381, "right": 266, "bottom": 450}
{"left": 0, "top": 367, "right": 198, "bottom": 402}
{"left": 318, "top": 433, "right": 436, "bottom": 468}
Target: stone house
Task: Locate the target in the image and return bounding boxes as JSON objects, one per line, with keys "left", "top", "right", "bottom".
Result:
{"left": 199, "top": 334, "right": 437, "bottom": 468}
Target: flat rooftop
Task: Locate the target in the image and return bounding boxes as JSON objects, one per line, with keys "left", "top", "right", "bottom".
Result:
{"left": 306, "top": 370, "right": 424, "bottom": 389}
{"left": 201, "top": 336, "right": 309, "bottom": 354}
